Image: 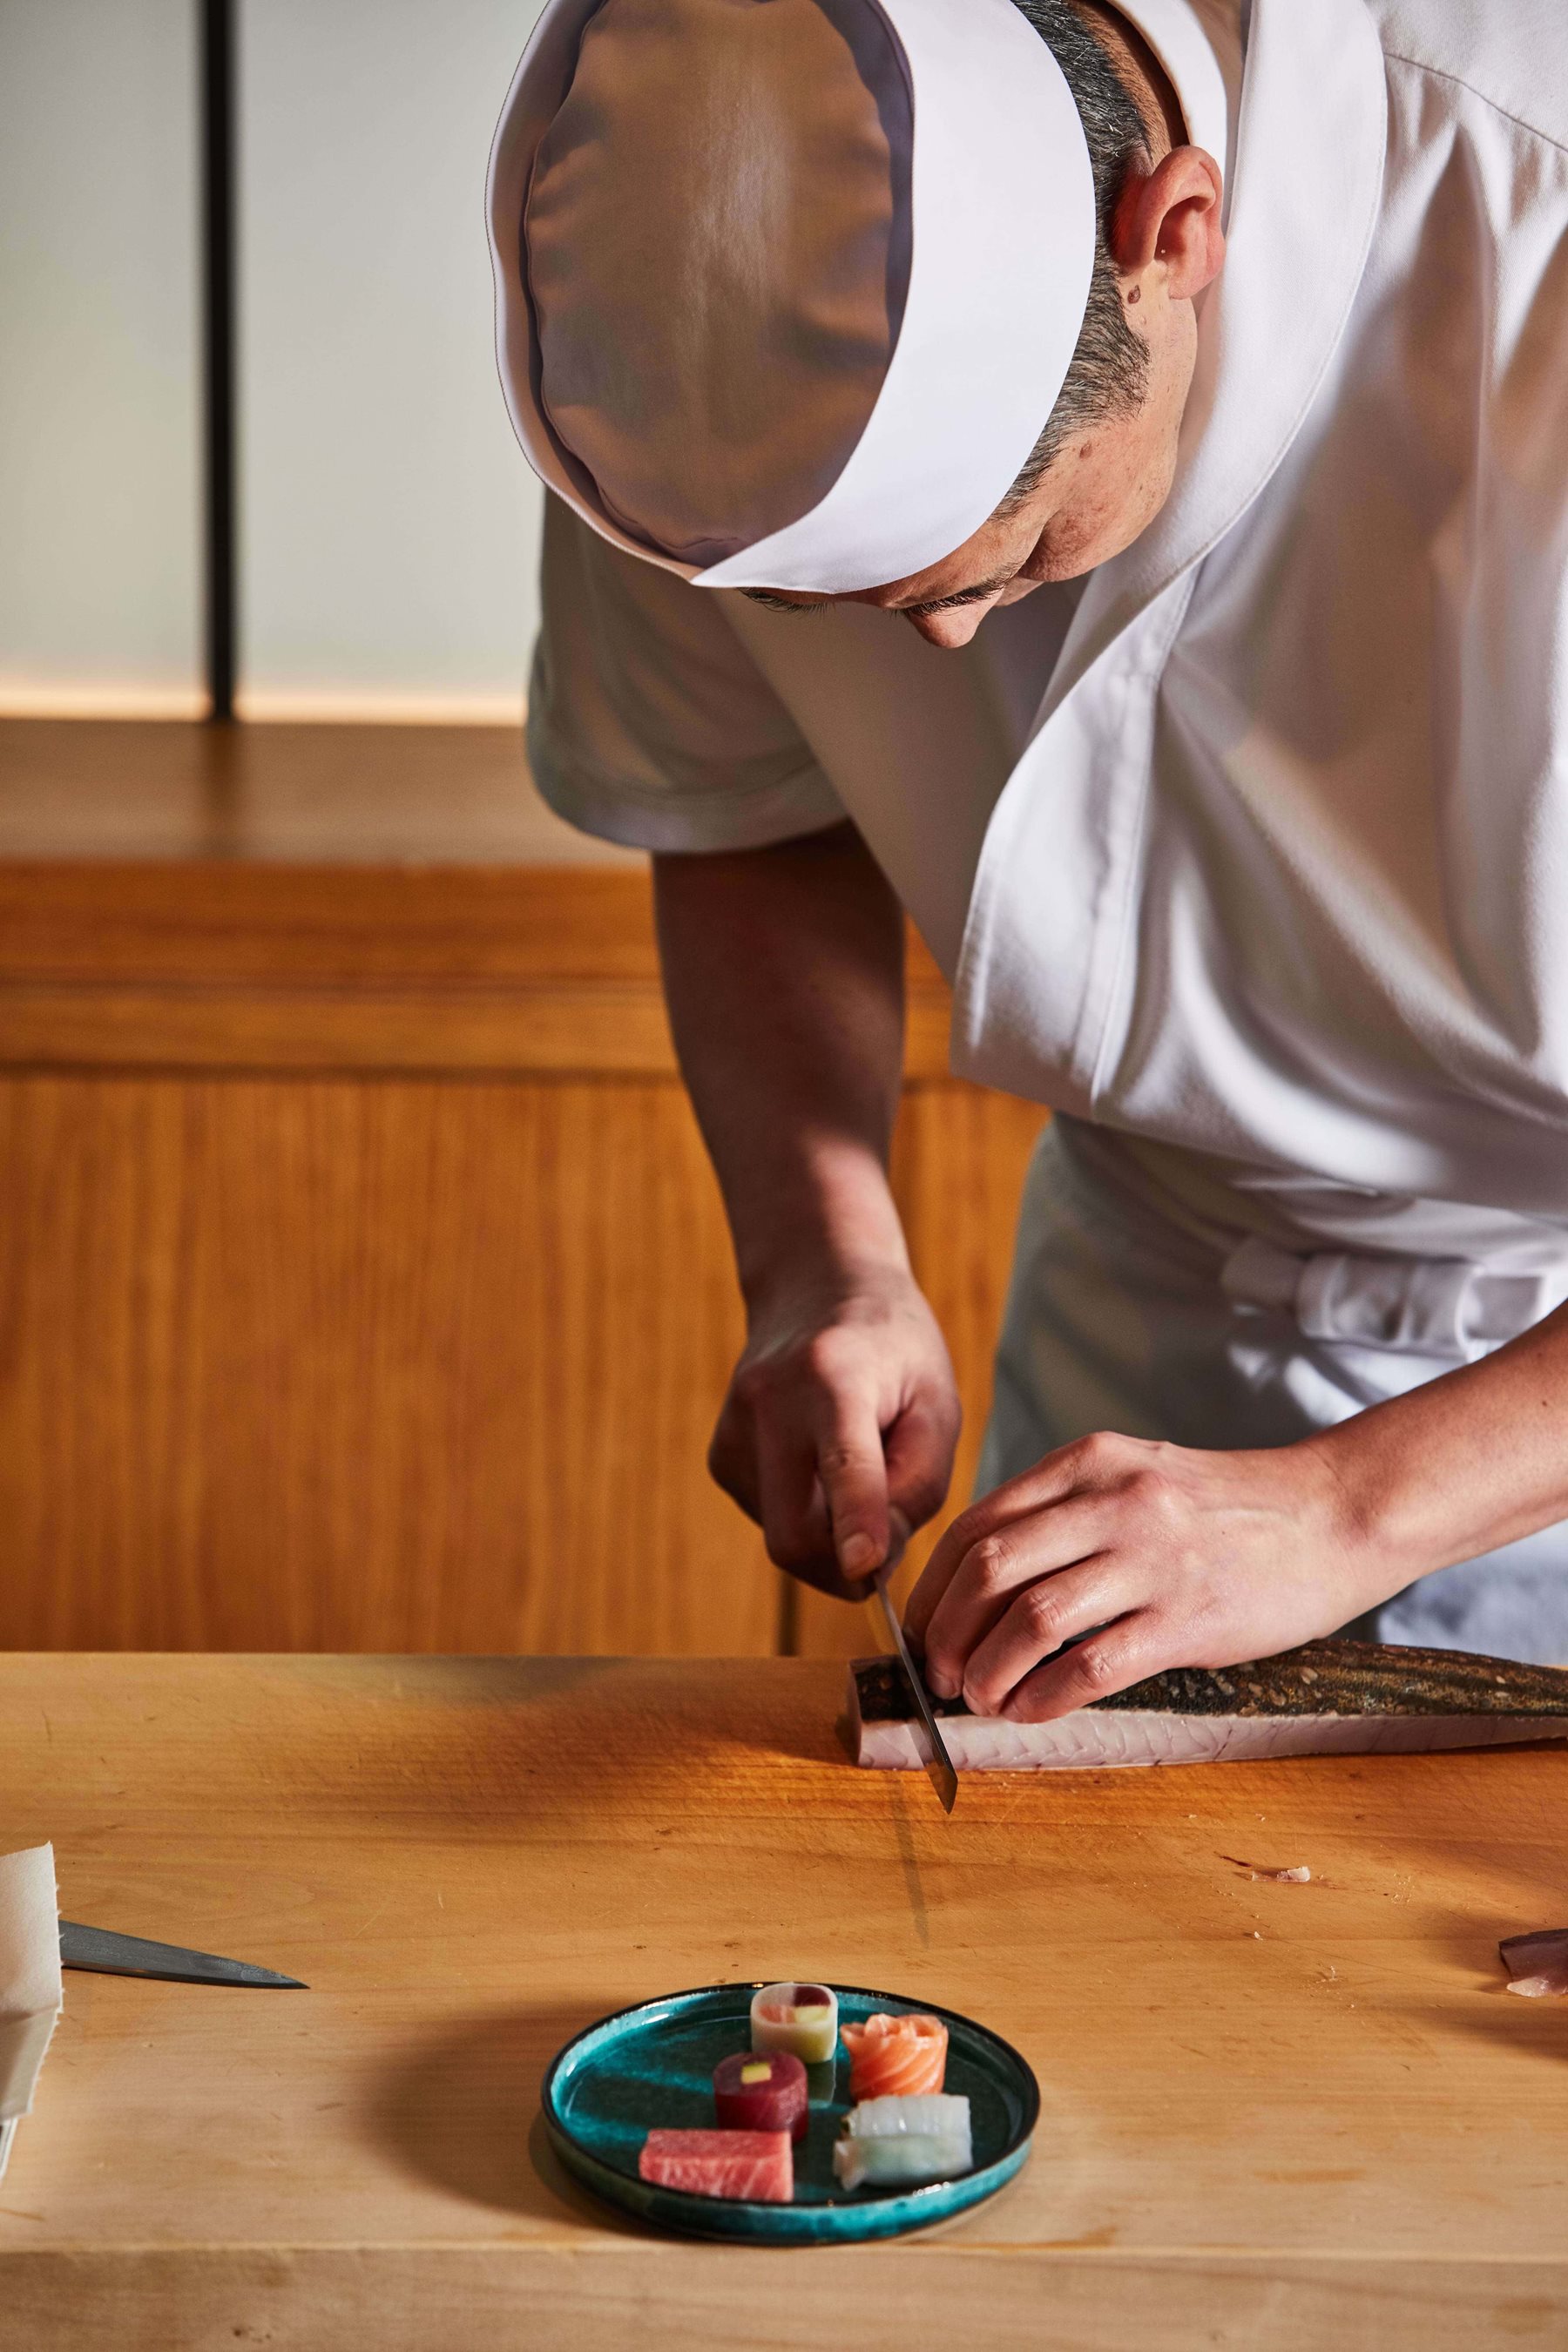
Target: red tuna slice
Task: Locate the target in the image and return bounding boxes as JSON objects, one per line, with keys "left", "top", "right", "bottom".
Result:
{"left": 639, "top": 2128, "right": 793, "bottom": 2202}
{"left": 713, "top": 2050, "right": 808, "bottom": 2140}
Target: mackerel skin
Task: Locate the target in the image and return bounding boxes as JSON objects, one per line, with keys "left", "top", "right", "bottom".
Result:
{"left": 846, "top": 1641, "right": 1568, "bottom": 1774}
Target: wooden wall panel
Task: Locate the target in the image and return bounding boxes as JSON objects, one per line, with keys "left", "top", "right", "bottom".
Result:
{"left": 0, "top": 1072, "right": 778, "bottom": 1654}
{"left": 0, "top": 723, "right": 1039, "bottom": 1657}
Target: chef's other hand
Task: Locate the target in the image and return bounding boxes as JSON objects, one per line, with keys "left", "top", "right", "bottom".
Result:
{"left": 902, "top": 1431, "right": 1371, "bottom": 1717}
{"left": 710, "top": 1264, "right": 961, "bottom": 1600}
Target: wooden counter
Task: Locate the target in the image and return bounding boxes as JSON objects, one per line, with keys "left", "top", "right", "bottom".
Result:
{"left": 3, "top": 1654, "right": 1566, "bottom": 2349}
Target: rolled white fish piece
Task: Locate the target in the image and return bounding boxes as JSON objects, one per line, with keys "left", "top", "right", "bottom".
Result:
{"left": 832, "top": 2092, "right": 972, "bottom": 2190}
{"left": 750, "top": 1981, "right": 839, "bottom": 2065}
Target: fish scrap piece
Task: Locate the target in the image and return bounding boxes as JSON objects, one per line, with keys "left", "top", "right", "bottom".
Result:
{"left": 1500, "top": 1927, "right": 1568, "bottom": 1998}
{"left": 1224, "top": 1857, "right": 1312, "bottom": 1882}
{"left": 844, "top": 1642, "right": 1568, "bottom": 1774}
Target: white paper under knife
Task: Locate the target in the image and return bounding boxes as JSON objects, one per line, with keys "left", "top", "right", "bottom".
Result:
{"left": 873, "top": 1565, "right": 958, "bottom": 1813}
{"left": 0, "top": 1843, "right": 64, "bottom": 2182}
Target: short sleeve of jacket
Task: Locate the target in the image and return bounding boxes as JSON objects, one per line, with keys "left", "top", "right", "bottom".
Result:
{"left": 526, "top": 497, "right": 848, "bottom": 852}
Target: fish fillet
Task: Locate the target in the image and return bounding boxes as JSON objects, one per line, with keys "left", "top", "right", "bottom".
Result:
{"left": 845, "top": 1642, "right": 1568, "bottom": 1774}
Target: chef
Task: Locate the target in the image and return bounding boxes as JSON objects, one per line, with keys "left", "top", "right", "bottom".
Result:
{"left": 488, "top": 0, "right": 1568, "bottom": 1714}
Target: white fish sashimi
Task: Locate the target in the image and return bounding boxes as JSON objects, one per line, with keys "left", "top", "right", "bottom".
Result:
{"left": 844, "top": 1645, "right": 1568, "bottom": 1775}
{"left": 842, "top": 2093, "right": 970, "bottom": 2139}
{"left": 833, "top": 2094, "right": 973, "bottom": 2192}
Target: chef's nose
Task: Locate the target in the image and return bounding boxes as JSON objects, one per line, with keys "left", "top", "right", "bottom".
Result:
{"left": 901, "top": 601, "right": 997, "bottom": 650}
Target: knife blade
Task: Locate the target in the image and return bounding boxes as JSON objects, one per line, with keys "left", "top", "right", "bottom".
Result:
{"left": 59, "top": 1921, "right": 307, "bottom": 1989}
{"left": 873, "top": 1565, "right": 957, "bottom": 1814}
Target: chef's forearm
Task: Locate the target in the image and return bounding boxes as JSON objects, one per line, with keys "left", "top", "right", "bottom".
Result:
{"left": 1316, "top": 1301, "right": 1568, "bottom": 1590}
{"left": 652, "top": 824, "right": 909, "bottom": 1308}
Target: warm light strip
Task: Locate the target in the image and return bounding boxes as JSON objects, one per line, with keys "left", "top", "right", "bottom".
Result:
{"left": 0, "top": 685, "right": 212, "bottom": 720}
{"left": 0, "top": 685, "right": 529, "bottom": 726}
{"left": 233, "top": 688, "right": 526, "bottom": 726}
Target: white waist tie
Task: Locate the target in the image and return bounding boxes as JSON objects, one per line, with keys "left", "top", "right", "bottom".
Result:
{"left": 1220, "top": 1236, "right": 1568, "bottom": 1363}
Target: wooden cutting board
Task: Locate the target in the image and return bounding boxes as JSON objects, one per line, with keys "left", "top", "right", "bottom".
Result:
{"left": 0, "top": 1652, "right": 1565, "bottom": 2349}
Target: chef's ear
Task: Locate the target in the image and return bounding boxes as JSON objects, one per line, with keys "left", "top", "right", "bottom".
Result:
{"left": 1110, "top": 146, "right": 1226, "bottom": 305}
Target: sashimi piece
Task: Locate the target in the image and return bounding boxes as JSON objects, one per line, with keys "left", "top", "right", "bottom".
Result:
{"left": 842, "top": 2092, "right": 971, "bottom": 2137}
{"left": 845, "top": 1643, "right": 1568, "bottom": 1774}
{"left": 638, "top": 2127, "right": 793, "bottom": 2202}
{"left": 750, "top": 1980, "right": 839, "bottom": 2065}
{"left": 1500, "top": 1927, "right": 1568, "bottom": 1997}
{"left": 713, "top": 2050, "right": 808, "bottom": 2140}
{"left": 833, "top": 2093, "right": 972, "bottom": 2191}
{"left": 840, "top": 2011, "right": 947, "bottom": 2100}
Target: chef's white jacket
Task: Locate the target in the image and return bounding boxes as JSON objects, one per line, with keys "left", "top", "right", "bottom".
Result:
{"left": 526, "top": 0, "right": 1568, "bottom": 1657}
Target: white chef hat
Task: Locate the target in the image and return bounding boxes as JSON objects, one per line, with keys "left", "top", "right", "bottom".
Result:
{"left": 487, "top": 0, "right": 1097, "bottom": 595}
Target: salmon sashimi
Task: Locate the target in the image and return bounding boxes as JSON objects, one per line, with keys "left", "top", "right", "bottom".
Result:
{"left": 840, "top": 2011, "right": 948, "bottom": 2101}
{"left": 845, "top": 1642, "right": 1568, "bottom": 1774}
{"left": 638, "top": 2127, "right": 793, "bottom": 2202}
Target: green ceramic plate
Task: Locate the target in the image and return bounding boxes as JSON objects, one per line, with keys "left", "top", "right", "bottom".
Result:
{"left": 541, "top": 1983, "right": 1038, "bottom": 2244}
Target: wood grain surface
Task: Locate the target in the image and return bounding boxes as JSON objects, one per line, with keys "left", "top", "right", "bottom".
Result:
{"left": 0, "top": 1075, "right": 776, "bottom": 1652}
{"left": 0, "top": 721, "right": 1033, "bottom": 1655}
{"left": 0, "top": 859, "right": 956, "bottom": 1078}
{"left": 2, "top": 1653, "right": 1565, "bottom": 2349}
{"left": 0, "top": 718, "right": 639, "bottom": 866}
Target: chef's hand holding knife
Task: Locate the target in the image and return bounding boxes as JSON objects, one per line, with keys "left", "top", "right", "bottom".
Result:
{"left": 655, "top": 827, "right": 961, "bottom": 1602}
{"left": 708, "top": 1257, "right": 957, "bottom": 1599}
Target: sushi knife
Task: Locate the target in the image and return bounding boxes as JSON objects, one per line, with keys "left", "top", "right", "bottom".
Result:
{"left": 873, "top": 1565, "right": 958, "bottom": 1815}
{"left": 58, "top": 1921, "right": 307, "bottom": 1989}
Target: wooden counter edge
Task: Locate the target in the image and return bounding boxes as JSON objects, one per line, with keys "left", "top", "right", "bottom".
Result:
{"left": 1, "top": 2242, "right": 1562, "bottom": 2352}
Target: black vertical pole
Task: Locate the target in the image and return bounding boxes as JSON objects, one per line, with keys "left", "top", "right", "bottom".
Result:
{"left": 200, "top": 0, "right": 237, "bottom": 721}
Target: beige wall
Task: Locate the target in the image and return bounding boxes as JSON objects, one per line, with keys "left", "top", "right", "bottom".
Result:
{"left": 236, "top": 0, "right": 548, "bottom": 720}
{"left": 0, "top": 2, "right": 548, "bottom": 725}
{"left": 0, "top": 0, "right": 203, "bottom": 715}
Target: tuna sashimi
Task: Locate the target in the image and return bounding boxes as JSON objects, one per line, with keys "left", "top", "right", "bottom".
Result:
{"left": 638, "top": 2127, "right": 793, "bottom": 2202}
{"left": 840, "top": 2011, "right": 947, "bottom": 2100}
{"left": 845, "top": 1642, "right": 1568, "bottom": 1774}
{"left": 713, "top": 2050, "right": 808, "bottom": 2139}
{"left": 1500, "top": 1927, "right": 1568, "bottom": 1997}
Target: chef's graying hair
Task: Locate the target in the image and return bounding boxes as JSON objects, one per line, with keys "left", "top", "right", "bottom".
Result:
{"left": 1000, "top": 0, "right": 1154, "bottom": 503}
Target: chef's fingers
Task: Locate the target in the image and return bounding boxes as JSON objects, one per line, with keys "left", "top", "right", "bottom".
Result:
{"left": 753, "top": 1407, "right": 835, "bottom": 1571}
{"left": 996, "top": 1609, "right": 1162, "bottom": 1723}
{"left": 713, "top": 1378, "right": 895, "bottom": 1602}
{"left": 882, "top": 1390, "right": 962, "bottom": 1541}
{"left": 916, "top": 1497, "right": 1115, "bottom": 1699}
{"left": 957, "top": 1556, "right": 1132, "bottom": 1715}
{"left": 903, "top": 1441, "right": 1098, "bottom": 1652}
{"left": 706, "top": 1388, "right": 763, "bottom": 1524}
{"left": 811, "top": 1385, "right": 894, "bottom": 1588}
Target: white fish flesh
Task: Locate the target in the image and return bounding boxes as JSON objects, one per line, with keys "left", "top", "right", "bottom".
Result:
{"left": 845, "top": 1642, "right": 1568, "bottom": 1774}
{"left": 832, "top": 2094, "right": 972, "bottom": 2190}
